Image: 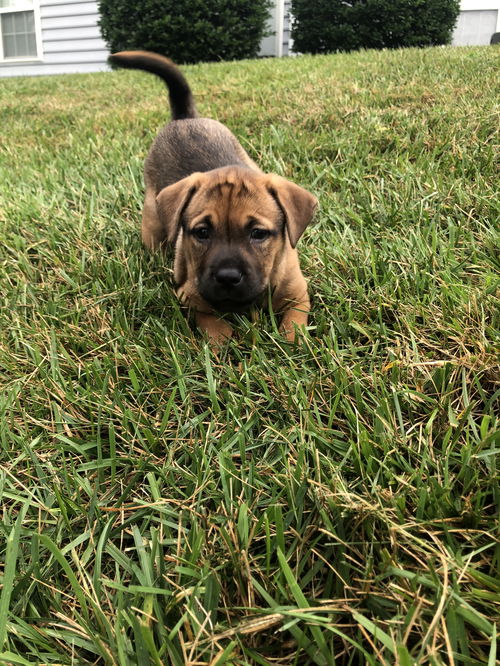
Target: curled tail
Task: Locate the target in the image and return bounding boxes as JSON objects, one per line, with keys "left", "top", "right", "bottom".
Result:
{"left": 109, "top": 50, "right": 198, "bottom": 120}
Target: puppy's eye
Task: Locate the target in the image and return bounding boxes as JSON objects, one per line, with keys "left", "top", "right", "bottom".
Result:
{"left": 250, "top": 228, "right": 270, "bottom": 241}
{"left": 192, "top": 227, "right": 210, "bottom": 241}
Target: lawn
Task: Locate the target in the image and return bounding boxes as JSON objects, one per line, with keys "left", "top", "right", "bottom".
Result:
{"left": 0, "top": 45, "right": 498, "bottom": 665}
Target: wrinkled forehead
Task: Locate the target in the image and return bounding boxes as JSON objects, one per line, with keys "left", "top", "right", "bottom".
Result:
{"left": 188, "top": 177, "right": 280, "bottom": 225}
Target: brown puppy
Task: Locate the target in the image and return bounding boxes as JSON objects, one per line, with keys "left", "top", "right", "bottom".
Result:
{"left": 110, "top": 51, "right": 318, "bottom": 345}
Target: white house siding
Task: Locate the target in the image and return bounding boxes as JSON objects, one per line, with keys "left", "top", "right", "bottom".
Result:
{"left": 260, "top": 0, "right": 284, "bottom": 57}
{"left": 452, "top": 1, "right": 500, "bottom": 45}
{"left": 0, "top": 0, "right": 109, "bottom": 77}
{"left": 259, "top": 0, "right": 292, "bottom": 57}
{"left": 453, "top": 10, "right": 498, "bottom": 44}
{"left": 282, "top": 0, "right": 292, "bottom": 55}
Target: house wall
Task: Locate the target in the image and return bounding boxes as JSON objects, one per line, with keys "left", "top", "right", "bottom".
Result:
{"left": 283, "top": 0, "right": 292, "bottom": 55}
{"left": 452, "top": 1, "right": 500, "bottom": 45}
{"left": 259, "top": 0, "right": 292, "bottom": 57}
{"left": 0, "top": 0, "right": 109, "bottom": 77}
{"left": 260, "top": 0, "right": 284, "bottom": 57}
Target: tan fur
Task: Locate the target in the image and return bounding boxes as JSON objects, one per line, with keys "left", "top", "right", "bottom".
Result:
{"left": 111, "top": 51, "right": 317, "bottom": 345}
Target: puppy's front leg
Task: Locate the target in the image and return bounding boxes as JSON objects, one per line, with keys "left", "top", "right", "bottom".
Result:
{"left": 275, "top": 265, "right": 310, "bottom": 342}
{"left": 196, "top": 311, "right": 233, "bottom": 347}
{"left": 279, "top": 296, "right": 310, "bottom": 342}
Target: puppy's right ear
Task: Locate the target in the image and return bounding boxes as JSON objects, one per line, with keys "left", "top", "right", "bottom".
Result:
{"left": 156, "top": 173, "right": 203, "bottom": 243}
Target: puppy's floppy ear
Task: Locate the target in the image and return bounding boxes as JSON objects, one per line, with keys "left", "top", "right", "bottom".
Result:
{"left": 266, "top": 175, "right": 318, "bottom": 248}
{"left": 156, "top": 173, "right": 204, "bottom": 243}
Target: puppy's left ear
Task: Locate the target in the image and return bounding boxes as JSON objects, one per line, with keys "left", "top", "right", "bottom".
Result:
{"left": 266, "top": 175, "right": 318, "bottom": 248}
{"left": 156, "top": 173, "right": 203, "bottom": 243}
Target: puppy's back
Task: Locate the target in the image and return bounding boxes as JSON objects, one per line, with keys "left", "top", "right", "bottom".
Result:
{"left": 146, "top": 119, "right": 260, "bottom": 191}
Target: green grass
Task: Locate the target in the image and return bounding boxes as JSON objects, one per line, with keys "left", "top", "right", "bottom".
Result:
{"left": 0, "top": 45, "right": 498, "bottom": 665}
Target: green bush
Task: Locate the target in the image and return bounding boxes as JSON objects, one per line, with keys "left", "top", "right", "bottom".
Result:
{"left": 291, "top": 0, "right": 461, "bottom": 53}
{"left": 98, "top": 0, "right": 271, "bottom": 64}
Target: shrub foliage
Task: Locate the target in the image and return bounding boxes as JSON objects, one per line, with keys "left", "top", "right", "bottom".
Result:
{"left": 98, "top": 0, "right": 271, "bottom": 64}
{"left": 291, "top": 0, "right": 461, "bottom": 53}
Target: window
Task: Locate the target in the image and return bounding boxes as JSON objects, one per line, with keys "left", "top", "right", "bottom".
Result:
{"left": 0, "top": 0, "right": 41, "bottom": 61}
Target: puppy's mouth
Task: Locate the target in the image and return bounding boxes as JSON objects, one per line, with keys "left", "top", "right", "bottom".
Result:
{"left": 205, "top": 294, "right": 261, "bottom": 314}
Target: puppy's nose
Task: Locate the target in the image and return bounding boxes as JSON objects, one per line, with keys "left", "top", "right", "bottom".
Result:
{"left": 214, "top": 267, "right": 243, "bottom": 286}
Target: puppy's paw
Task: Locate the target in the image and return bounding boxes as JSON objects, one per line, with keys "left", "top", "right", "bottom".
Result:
{"left": 196, "top": 312, "right": 233, "bottom": 348}
{"left": 279, "top": 302, "right": 309, "bottom": 343}
{"left": 280, "top": 322, "right": 306, "bottom": 343}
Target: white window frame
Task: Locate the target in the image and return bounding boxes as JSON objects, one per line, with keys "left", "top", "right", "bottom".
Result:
{"left": 0, "top": 0, "right": 43, "bottom": 63}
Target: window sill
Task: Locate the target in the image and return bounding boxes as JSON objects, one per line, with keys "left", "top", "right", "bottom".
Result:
{"left": 0, "top": 55, "right": 43, "bottom": 63}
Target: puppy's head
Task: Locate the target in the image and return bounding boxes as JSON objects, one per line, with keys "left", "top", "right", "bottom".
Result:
{"left": 156, "top": 167, "right": 317, "bottom": 313}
